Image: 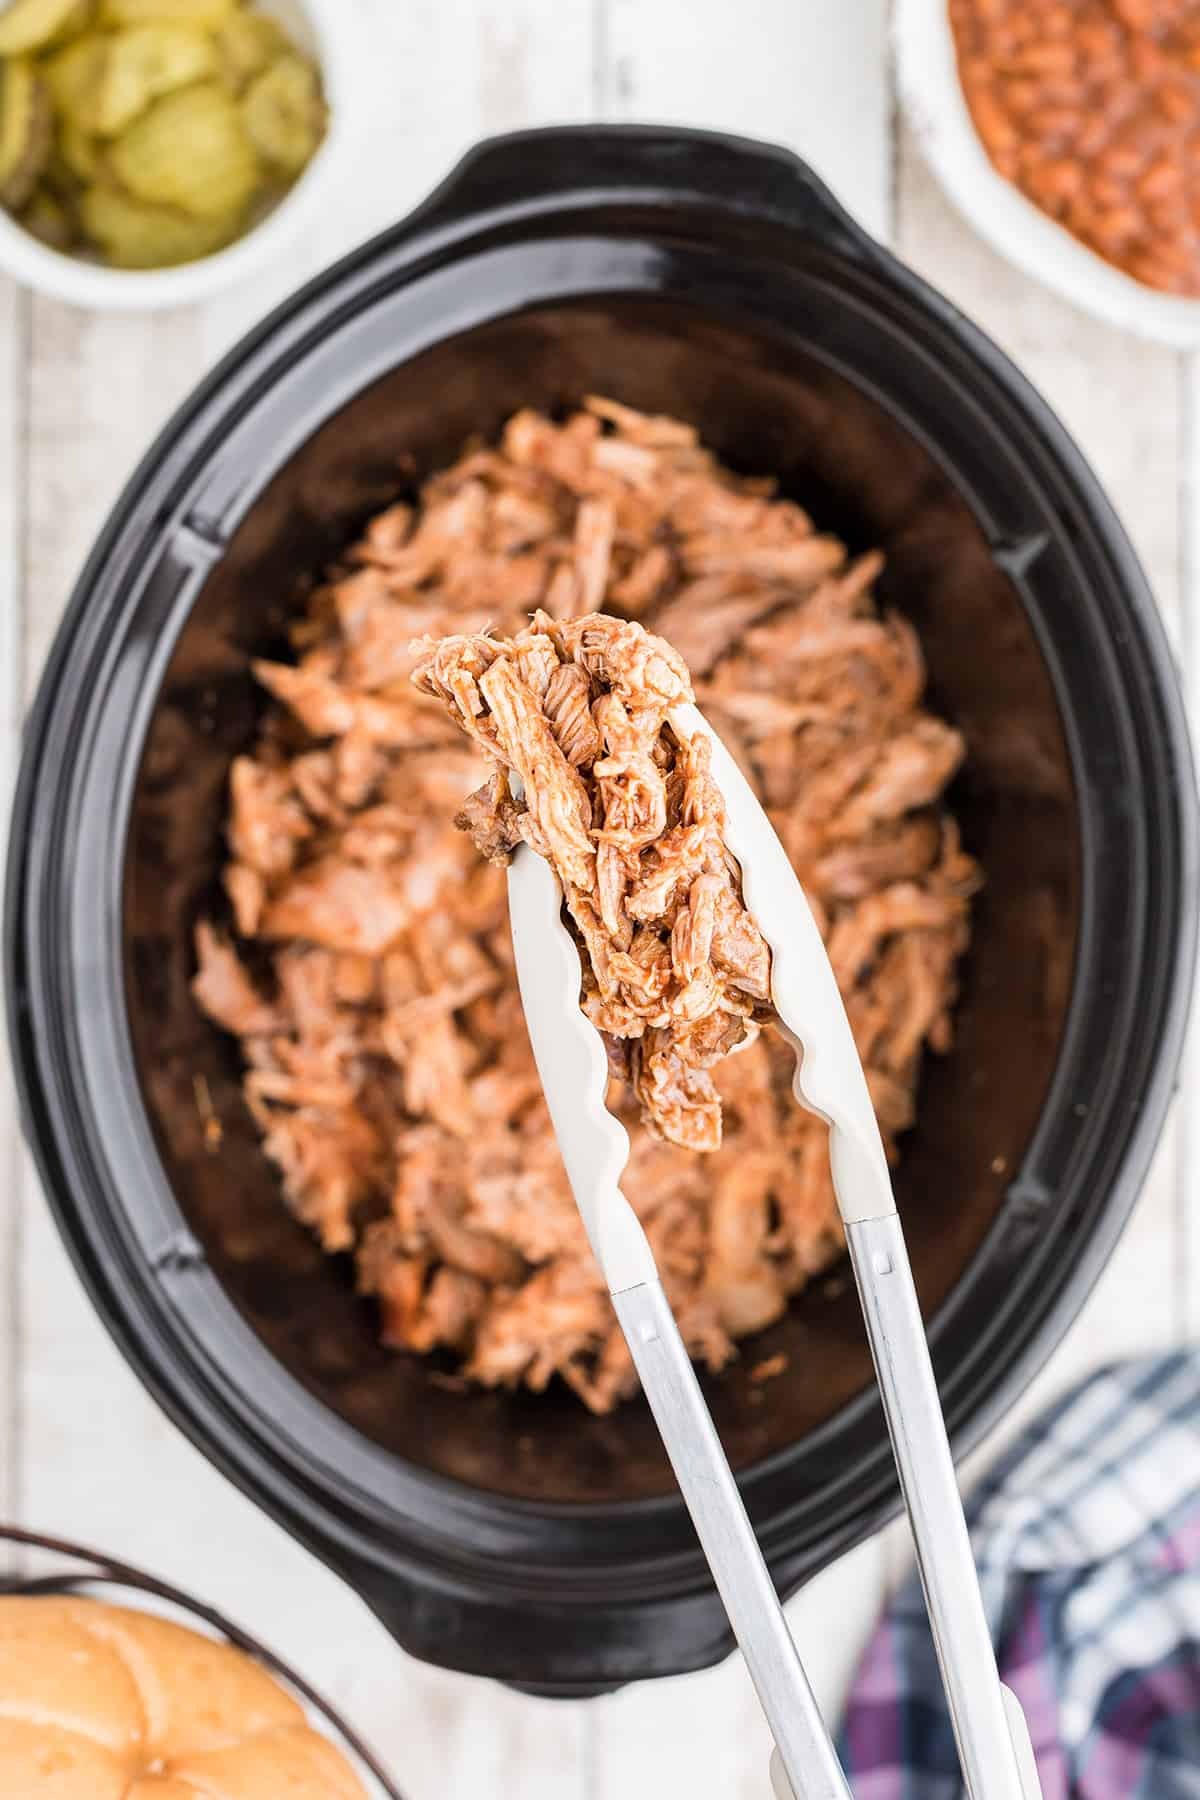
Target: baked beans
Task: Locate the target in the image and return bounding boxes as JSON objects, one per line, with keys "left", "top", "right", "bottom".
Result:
{"left": 950, "top": 0, "right": 1200, "bottom": 294}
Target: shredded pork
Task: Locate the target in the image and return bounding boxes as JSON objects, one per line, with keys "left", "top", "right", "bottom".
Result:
{"left": 194, "top": 397, "right": 979, "bottom": 1413}
{"left": 412, "top": 613, "right": 773, "bottom": 1152}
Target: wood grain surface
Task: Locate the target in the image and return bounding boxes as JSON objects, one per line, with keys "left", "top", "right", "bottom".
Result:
{"left": 0, "top": 5, "right": 1194, "bottom": 1795}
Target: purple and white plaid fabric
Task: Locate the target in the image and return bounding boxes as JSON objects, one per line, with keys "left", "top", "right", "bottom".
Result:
{"left": 838, "top": 1351, "right": 1200, "bottom": 1798}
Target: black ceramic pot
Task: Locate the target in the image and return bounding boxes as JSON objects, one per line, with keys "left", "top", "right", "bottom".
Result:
{"left": 7, "top": 127, "right": 1197, "bottom": 1696}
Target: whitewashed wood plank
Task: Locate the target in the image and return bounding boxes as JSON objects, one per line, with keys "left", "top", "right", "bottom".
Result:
{"left": 896, "top": 123, "right": 1186, "bottom": 1385}
{"left": 0, "top": 276, "right": 27, "bottom": 1526}
{"left": 15, "top": 7, "right": 596, "bottom": 1797}
{"left": 591, "top": 1538, "right": 886, "bottom": 1800}
{"left": 1177, "top": 353, "right": 1200, "bottom": 1344}
{"left": 23, "top": 301, "right": 207, "bottom": 689}
{"left": 590, "top": 3, "right": 896, "bottom": 1789}
{"left": 964, "top": 1133, "right": 1182, "bottom": 1475}
{"left": 195, "top": 9, "right": 593, "bottom": 1787}
{"left": 197, "top": 5, "right": 596, "bottom": 1784}
{"left": 1177, "top": 1088, "right": 1199, "bottom": 1339}
{"left": 878, "top": 1168, "right": 1190, "bottom": 1586}
{"left": 593, "top": 1641, "right": 770, "bottom": 1800}
{"left": 0, "top": 281, "right": 24, "bottom": 765}
{"left": 879, "top": 1134, "right": 1184, "bottom": 1619}
{"left": 856, "top": 115, "right": 1193, "bottom": 1647}
{"left": 896, "top": 124, "right": 1182, "bottom": 637}
{"left": 19, "top": 1190, "right": 593, "bottom": 1800}
{"left": 741, "top": 1137, "right": 1184, "bottom": 1701}
{"left": 14, "top": 964, "right": 595, "bottom": 1800}
{"left": 600, "top": 0, "right": 891, "bottom": 238}
{"left": 18, "top": 1172, "right": 537, "bottom": 1798}
{"left": 200, "top": 0, "right": 597, "bottom": 366}
{"left": 782, "top": 1538, "right": 890, "bottom": 1730}
{"left": 895, "top": 106, "right": 1188, "bottom": 1502}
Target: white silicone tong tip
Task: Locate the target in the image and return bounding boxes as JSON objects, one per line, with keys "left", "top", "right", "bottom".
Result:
{"left": 505, "top": 845, "right": 655, "bottom": 1293}
{"left": 1002, "top": 1684, "right": 1044, "bottom": 1798}
{"left": 674, "top": 703, "right": 895, "bottom": 1224}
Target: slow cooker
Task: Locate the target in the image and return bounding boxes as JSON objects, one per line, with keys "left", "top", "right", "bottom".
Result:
{"left": 7, "top": 126, "right": 1196, "bottom": 1695}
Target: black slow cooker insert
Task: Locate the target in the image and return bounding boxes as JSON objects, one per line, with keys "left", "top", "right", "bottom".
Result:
{"left": 7, "top": 128, "right": 1195, "bottom": 1693}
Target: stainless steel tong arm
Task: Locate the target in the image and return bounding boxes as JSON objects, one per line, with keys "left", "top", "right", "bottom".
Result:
{"left": 507, "top": 845, "right": 850, "bottom": 1800}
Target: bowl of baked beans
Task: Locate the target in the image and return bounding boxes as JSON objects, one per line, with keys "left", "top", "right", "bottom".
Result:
{"left": 895, "top": 0, "right": 1200, "bottom": 344}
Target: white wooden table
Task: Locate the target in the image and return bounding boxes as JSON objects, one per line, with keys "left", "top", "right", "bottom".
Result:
{"left": 1, "top": 5, "right": 1196, "bottom": 1795}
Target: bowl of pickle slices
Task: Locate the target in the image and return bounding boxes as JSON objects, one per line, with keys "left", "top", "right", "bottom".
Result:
{"left": 0, "top": 0, "right": 359, "bottom": 306}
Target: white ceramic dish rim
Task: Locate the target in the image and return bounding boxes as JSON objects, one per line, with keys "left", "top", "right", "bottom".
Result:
{"left": 0, "top": 0, "right": 367, "bottom": 311}
{"left": 894, "top": 0, "right": 1200, "bottom": 348}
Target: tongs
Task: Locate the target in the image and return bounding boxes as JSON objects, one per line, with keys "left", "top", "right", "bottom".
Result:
{"left": 506, "top": 705, "right": 1042, "bottom": 1800}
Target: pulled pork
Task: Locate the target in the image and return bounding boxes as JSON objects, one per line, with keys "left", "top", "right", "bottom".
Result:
{"left": 412, "top": 613, "right": 773, "bottom": 1152}
{"left": 194, "top": 397, "right": 979, "bottom": 1413}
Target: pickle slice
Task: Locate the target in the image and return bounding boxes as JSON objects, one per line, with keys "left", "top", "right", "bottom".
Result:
{"left": 47, "top": 0, "right": 95, "bottom": 44}
{"left": 108, "top": 79, "right": 257, "bottom": 217}
{"left": 42, "top": 134, "right": 81, "bottom": 198}
{"left": 80, "top": 178, "right": 239, "bottom": 264}
{"left": 43, "top": 30, "right": 105, "bottom": 122}
{"left": 91, "top": 23, "right": 217, "bottom": 135}
{"left": 99, "top": 0, "right": 237, "bottom": 24}
{"left": 56, "top": 111, "right": 98, "bottom": 177}
{"left": 241, "top": 50, "right": 324, "bottom": 176}
{"left": 3, "top": 0, "right": 323, "bottom": 267}
{"left": 20, "top": 181, "right": 74, "bottom": 246}
{"left": 214, "top": 10, "right": 283, "bottom": 94}
{"left": 0, "top": 0, "right": 85, "bottom": 54}
{"left": 0, "top": 57, "right": 52, "bottom": 209}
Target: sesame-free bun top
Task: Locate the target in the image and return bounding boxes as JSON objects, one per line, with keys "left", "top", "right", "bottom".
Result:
{"left": 0, "top": 1594, "right": 367, "bottom": 1797}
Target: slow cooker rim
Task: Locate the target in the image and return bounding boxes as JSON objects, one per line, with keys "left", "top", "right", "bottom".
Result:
{"left": 6, "top": 125, "right": 1197, "bottom": 1675}
{"left": 11, "top": 128, "right": 1196, "bottom": 1492}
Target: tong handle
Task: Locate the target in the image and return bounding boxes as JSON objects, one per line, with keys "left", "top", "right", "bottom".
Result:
{"left": 770, "top": 1747, "right": 797, "bottom": 1799}
{"left": 507, "top": 847, "right": 656, "bottom": 1291}
{"left": 846, "top": 1213, "right": 1042, "bottom": 1800}
{"left": 509, "top": 846, "right": 849, "bottom": 1794}
{"left": 613, "top": 1278, "right": 853, "bottom": 1800}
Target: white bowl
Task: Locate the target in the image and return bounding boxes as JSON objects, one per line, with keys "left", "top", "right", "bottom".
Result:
{"left": 0, "top": 0, "right": 368, "bottom": 310}
{"left": 894, "top": 0, "right": 1200, "bottom": 346}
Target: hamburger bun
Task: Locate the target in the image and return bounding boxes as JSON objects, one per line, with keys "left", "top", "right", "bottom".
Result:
{"left": 0, "top": 1595, "right": 368, "bottom": 1797}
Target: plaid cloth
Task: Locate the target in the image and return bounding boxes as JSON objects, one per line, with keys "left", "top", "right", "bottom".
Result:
{"left": 838, "top": 1351, "right": 1200, "bottom": 1798}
